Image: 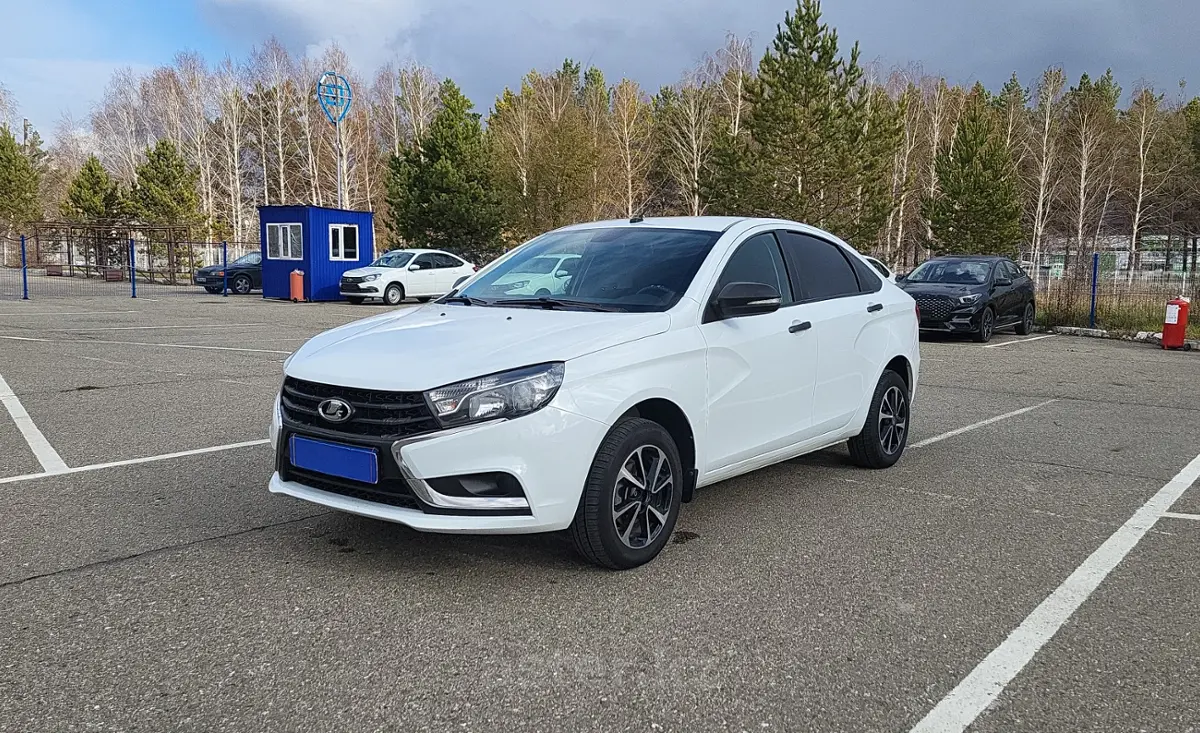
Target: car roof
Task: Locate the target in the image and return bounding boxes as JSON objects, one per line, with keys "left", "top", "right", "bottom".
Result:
{"left": 926, "top": 255, "right": 1007, "bottom": 262}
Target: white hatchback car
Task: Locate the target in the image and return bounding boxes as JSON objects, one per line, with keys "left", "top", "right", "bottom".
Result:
{"left": 339, "top": 248, "right": 476, "bottom": 305}
{"left": 271, "top": 217, "right": 920, "bottom": 569}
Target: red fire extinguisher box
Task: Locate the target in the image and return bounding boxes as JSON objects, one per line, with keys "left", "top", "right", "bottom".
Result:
{"left": 1162, "top": 296, "right": 1191, "bottom": 350}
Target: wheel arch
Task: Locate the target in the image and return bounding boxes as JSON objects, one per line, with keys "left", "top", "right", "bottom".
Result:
{"left": 617, "top": 398, "right": 698, "bottom": 503}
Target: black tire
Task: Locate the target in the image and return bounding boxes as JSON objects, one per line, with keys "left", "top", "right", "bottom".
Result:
{"left": 204, "top": 286, "right": 221, "bottom": 294}
{"left": 535, "top": 288, "right": 552, "bottom": 297}
{"left": 232, "top": 274, "right": 252, "bottom": 295}
{"left": 383, "top": 283, "right": 404, "bottom": 305}
{"left": 346, "top": 297, "right": 365, "bottom": 305}
{"left": 569, "top": 418, "right": 683, "bottom": 570}
{"left": 416, "top": 296, "right": 432, "bottom": 303}
{"left": 1015, "top": 300, "right": 1035, "bottom": 335}
{"left": 973, "top": 307, "right": 995, "bottom": 343}
{"left": 848, "top": 369, "right": 911, "bottom": 469}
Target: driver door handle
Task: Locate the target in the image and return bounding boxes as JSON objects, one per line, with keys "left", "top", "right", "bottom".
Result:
{"left": 789, "top": 321, "right": 811, "bottom": 334}
{"left": 867, "top": 303, "right": 883, "bottom": 313}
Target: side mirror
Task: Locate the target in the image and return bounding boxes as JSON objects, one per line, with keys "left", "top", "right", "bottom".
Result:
{"left": 554, "top": 269, "right": 570, "bottom": 278}
{"left": 452, "top": 275, "right": 469, "bottom": 288}
{"left": 895, "top": 273, "right": 906, "bottom": 283}
{"left": 409, "top": 264, "right": 422, "bottom": 271}
{"left": 714, "top": 282, "right": 782, "bottom": 319}
{"left": 994, "top": 277, "right": 1012, "bottom": 286}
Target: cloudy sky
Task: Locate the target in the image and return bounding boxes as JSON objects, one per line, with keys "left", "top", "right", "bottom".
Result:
{"left": 2, "top": 0, "right": 1197, "bottom": 140}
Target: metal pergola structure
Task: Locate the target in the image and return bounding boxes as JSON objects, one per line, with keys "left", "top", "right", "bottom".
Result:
{"left": 27, "top": 222, "right": 194, "bottom": 282}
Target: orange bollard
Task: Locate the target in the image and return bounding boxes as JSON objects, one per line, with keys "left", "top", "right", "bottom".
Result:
{"left": 290, "top": 269, "right": 305, "bottom": 302}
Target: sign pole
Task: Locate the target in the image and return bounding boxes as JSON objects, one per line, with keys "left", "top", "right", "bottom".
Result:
{"left": 317, "top": 72, "right": 352, "bottom": 209}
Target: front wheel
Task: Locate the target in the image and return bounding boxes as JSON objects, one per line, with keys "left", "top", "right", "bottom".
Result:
{"left": 973, "top": 307, "right": 995, "bottom": 343}
{"left": 231, "top": 274, "right": 252, "bottom": 295}
{"left": 848, "top": 369, "right": 910, "bottom": 469}
{"left": 569, "top": 418, "right": 683, "bottom": 570}
{"left": 383, "top": 283, "right": 404, "bottom": 306}
{"left": 1015, "top": 301, "right": 1035, "bottom": 335}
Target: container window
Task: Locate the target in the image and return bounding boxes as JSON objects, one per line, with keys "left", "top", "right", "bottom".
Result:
{"left": 267, "top": 223, "right": 303, "bottom": 260}
{"left": 330, "top": 224, "right": 359, "bottom": 261}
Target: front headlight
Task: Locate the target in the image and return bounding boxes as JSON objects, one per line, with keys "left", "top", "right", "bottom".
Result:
{"left": 958, "top": 293, "right": 982, "bottom": 305}
{"left": 363, "top": 273, "right": 380, "bottom": 282}
{"left": 425, "top": 363, "right": 564, "bottom": 427}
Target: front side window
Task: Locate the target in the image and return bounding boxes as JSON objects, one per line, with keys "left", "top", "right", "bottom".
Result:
{"left": 330, "top": 224, "right": 359, "bottom": 261}
{"left": 411, "top": 254, "right": 434, "bottom": 270}
{"left": 710, "top": 232, "right": 792, "bottom": 310}
{"left": 776, "top": 232, "right": 861, "bottom": 300}
{"left": 266, "top": 223, "right": 302, "bottom": 260}
{"left": 456, "top": 226, "right": 721, "bottom": 312}
{"left": 906, "top": 259, "right": 991, "bottom": 285}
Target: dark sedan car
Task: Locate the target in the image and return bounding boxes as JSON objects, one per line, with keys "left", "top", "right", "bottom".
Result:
{"left": 898, "top": 255, "right": 1035, "bottom": 343}
{"left": 194, "top": 252, "right": 262, "bottom": 295}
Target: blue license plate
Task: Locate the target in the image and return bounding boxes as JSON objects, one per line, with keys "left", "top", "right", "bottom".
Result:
{"left": 289, "top": 435, "right": 378, "bottom": 484}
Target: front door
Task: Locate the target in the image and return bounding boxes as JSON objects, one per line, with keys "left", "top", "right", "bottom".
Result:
{"left": 699, "top": 232, "right": 817, "bottom": 473}
{"left": 406, "top": 254, "right": 439, "bottom": 296}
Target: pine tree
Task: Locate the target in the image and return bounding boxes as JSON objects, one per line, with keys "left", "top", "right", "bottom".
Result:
{"left": 386, "top": 79, "right": 504, "bottom": 261}
{"left": 922, "top": 95, "right": 1024, "bottom": 257}
{"left": 62, "top": 155, "right": 129, "bottom": 222}
{"left": 131, "top": 139, "right": 201, "bottom": 227}
{"left": 0, "top": 124, "right": 40, "bottom": 232}
{"left": 722, "top": 0, "right": 898, "bottom": 245}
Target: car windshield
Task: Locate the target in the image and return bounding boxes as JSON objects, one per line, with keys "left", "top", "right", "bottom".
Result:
{"left": 508, "top": 257, "right": 562, "bottom": 275}
{"left": 456, "top": 227, "right": 721, "bottom": 312}
{"left": 231, "top": 253, "right": 260, "bottom": 266}
{"left": 906, "top": 259, "right": 991, "bottom": 285}
{"left": 371, "top": 251, "right": 413, "bottom": 268}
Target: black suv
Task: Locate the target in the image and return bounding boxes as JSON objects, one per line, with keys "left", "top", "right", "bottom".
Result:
{"left": 898, "top": 255, "right": 1035, "bottom": 343}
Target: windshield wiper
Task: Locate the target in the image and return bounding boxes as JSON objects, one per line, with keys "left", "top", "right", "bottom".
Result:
{"left": 440, "top": 294, "right": 489, "bottom": 306}
{"left": 492, "top": 297, "right": 622, "bottom": 312}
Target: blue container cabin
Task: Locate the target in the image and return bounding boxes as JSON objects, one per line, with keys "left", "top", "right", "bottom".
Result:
{"left": 258, "top": 205, "right": 375, "bottom": 302}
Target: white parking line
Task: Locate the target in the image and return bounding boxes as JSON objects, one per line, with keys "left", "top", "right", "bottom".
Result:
{"left": 0, "top": 335, "right": 290, "bottom": 354}
{"left": 981, "top": 335, "right": 1055, "bottom": 348}
{"left": 35, "top": 323, "right": 273, "bottom": 332}
{"left": 1163, "top": 511, "right": 1200, "bottom": 522}
{"left": 0, "top": 310, "right": 141, "bottom": 317}
{"left": 0, "top": 372, "right": 69, "bottom": 473}
{"left": 909, "top": 449, "right": 1200, "bottom": 733}
{"left": 0, "top": 439, "right": 271, "bottom": 486}
{"left": 909, "top": 400, "right": 1057, "bottom": 449}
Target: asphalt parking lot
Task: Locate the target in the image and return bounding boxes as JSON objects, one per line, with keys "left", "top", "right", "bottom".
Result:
{"left": 1, "top": 295, "right": 1198, "bottom": 733}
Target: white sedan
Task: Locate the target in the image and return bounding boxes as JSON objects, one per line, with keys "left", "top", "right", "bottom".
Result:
{"left": 339, "top": 249, "right": 476, "bottom": 305}
{"left": 272, "top": 217, "right": 920, "bottom": 569}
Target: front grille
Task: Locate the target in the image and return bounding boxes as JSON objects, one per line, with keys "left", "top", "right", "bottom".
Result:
{"left": 287, "top": 467, "right": 421, "bottom": 510}
{"left": 914, "top": 295, "right": 954, "bottom": 322}
{"left": 340, "top": 275, "right": 365, "bottom": 284}
{"left": 281, "top": 377, "right": 440, "bottom": 439}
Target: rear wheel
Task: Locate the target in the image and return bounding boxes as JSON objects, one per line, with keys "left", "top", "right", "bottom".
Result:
{"left": 569, "top": 418, "right": 683, "bottom": 570}
{"left": 973, "top": 307, "right": 995, "bottom": 343}
{"left": 383, "top": 283, "right": 404, "bottom": 305}
{"left": 1015, "top": 301, "right": 1035, "bottom": 335}
{"left": 848, "top": 370, "right": 910, "bottom": 469}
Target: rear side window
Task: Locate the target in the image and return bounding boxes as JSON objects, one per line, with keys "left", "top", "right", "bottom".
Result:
{"left": 849, "top": 255, "right": 883, "bottom": 294}
{"left": 707, "top": 233, "right": 792, "bottom": 319}
{"left": 776, "top": 232, "right": 862, "bottom": 301}
{"left": 432, "top": 253, "right": 463, "bottom": 269}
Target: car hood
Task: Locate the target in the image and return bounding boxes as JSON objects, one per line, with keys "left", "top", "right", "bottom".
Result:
{"left": 341, "top": 266, "right": 393, "bottom": 278}
{"left": 899, "top": 282, "right": 986, "bottom": 298}
{"left": 285, "top": 304, "right": 671, "bottom": 391}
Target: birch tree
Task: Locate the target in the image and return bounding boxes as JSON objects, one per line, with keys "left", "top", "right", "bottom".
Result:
{"left": 1026, "top": 67, "right": 1065, "bottom": 285}
{"left": 1063, "top": 70, "right": 1121, "bottom": 272}
{"left": 1123, "top": 84, "right": 1173, "bottom": 279}
{"left": 90, "top": 67, "right": 148, "bottom": 183}
{"left": 609, "top": 79, "right": 653, "bottom": 217}
{"left": 213, "top": 56, "right": 249, "bottom": 239}
{"left": 658, "top": 71, "right": 715, "bottom": 216}
{"left": 397, "top": 63, "right": 440, "bottom": 149}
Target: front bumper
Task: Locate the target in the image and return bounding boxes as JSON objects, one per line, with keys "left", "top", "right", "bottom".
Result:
{"left": 339, "top": 281, "right": 380, "bottom": 296}
{"left": 268, "top": 403, "right": 608, "bottom": 534}
{"left": 920, "top": 306, "right": 985, "bottom": 333}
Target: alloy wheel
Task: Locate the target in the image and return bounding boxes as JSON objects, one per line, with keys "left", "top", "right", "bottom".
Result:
{"left": 877, "top": 385, "right": 908, "bottom": 455}
{"left": 611, "top": 444, "right": 674, "bottom": 549}
{"left": 1024, "top": 304, "right": 1034, "bottom": 332}
{"left": 981, "top": 310, "right": 994, "bottom": 340}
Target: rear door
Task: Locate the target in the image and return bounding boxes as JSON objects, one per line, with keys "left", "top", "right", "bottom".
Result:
{"left": 991, "top": 260, "right": 1020, "bottom": 322}
{"left": 430, "top": 252, "right": 467, "bottom": 292}
{"left": 698, "top": 231, "right": 817, "bottom": 472}
{"left": 405, "top": 254, "right": 440, "bottom": 296}
{"left": 776, "top": 231, "right": 881, "bottom": 436}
